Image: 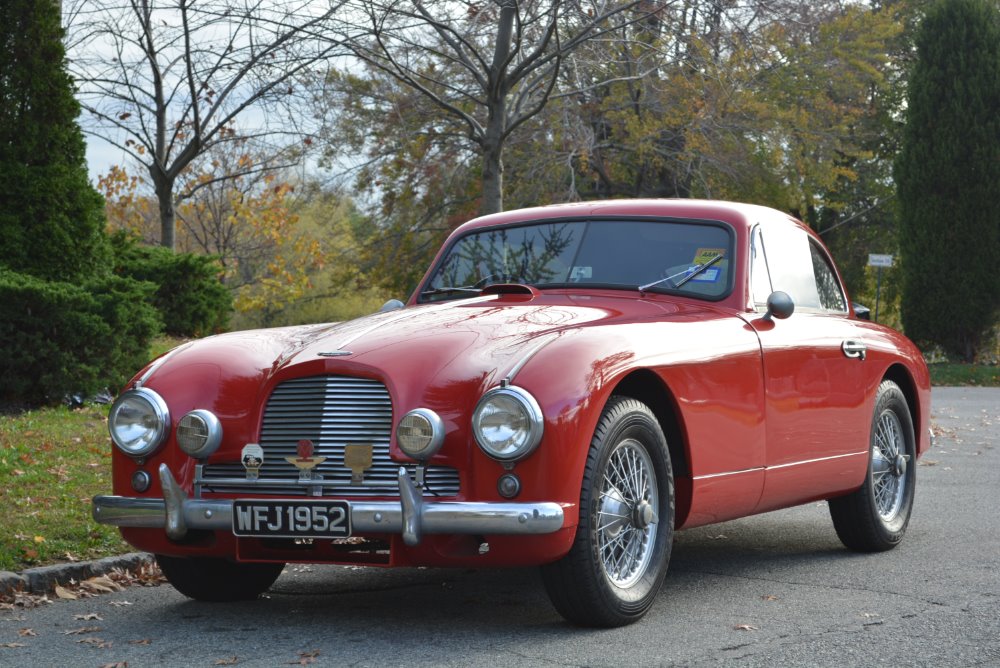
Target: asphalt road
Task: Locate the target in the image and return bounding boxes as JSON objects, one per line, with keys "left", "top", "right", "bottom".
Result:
{"left": 3, "top": 387, "right": 998, "bottom": 668}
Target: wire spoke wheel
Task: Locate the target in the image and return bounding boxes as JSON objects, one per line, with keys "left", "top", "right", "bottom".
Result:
{"left": 829, "top": 379, "right": 916, "bottom": 553}
{"left": 541, "top": 397, "right": 673, "bottom": 627}
{"left": 597, "top": 439, "right": 658, "bottom": 588}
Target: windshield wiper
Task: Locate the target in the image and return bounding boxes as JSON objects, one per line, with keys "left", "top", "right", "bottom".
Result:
{"left": 638, "top": 252, "right": 725, "bottom": 293}
{"left": 420, "top": 285, "right": 483, "bottom": 297}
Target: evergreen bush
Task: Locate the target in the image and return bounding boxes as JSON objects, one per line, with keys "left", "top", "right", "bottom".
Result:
{"left": 0, "top": 270, "right": 162, "bottom": 403}
{"left": 111, "top": 232, "right": 232, "bottom": 337}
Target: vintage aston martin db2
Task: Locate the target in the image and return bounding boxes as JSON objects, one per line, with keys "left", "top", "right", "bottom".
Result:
{"left": 94, "top": 199, "right": 930, "bottom": 627}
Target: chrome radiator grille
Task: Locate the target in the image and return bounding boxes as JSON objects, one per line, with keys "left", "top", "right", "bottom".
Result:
{"left": 199, "top": 375, "right": 460, "bottom": 497}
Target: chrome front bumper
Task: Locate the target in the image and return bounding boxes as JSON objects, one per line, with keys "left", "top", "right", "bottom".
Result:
{"left": 93, "top": 464, "right": 564, "bottom": 546}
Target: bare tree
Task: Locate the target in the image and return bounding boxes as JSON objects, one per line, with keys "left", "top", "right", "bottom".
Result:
{"left": 65, "top": 0, "right": 346, "bottom": 249}
{"left": 331, "top": 0, "right": 661, "bottom": 215}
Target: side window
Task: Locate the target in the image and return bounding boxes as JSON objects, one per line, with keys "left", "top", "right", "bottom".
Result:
{"left": 809, "top": 240, "right": 847, "bottom": 312}
{"left": 750, "top": 226, "right": 773, "bottom": 309}
{"left": 764, "top": 225, "right": 821, "bottom": 310}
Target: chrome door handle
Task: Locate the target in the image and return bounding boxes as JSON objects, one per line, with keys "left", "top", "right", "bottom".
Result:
{"left": 842, "top": 340, "right": 867, "bottom": 360}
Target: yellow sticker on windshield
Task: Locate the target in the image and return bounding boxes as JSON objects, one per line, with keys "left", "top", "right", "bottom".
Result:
{"left": 692, "top": 248, "right": 726, "bottom": 265}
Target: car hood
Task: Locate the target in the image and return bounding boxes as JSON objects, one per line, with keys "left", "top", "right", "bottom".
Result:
{"left": 141, "top": 292, "right": 711, "bottom": 419}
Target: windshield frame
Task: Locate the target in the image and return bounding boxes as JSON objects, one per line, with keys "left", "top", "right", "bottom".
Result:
{"left": 414, "top": 215, "right": 737, "bottom": 304}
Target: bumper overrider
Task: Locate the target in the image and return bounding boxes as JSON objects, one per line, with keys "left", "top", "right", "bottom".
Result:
{"left": 93, "top": 464, "right": 565, "bottom": 546}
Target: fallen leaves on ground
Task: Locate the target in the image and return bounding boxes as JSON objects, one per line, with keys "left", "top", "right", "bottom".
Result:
{"left": 215, "top": 657, "right": 239, "bottom": 665}
{"left": 76, "top": 636, "right": 112, "bottom": 649}
{"left": 63, "top": 626, "right": 102, "bottom": 635}
{"left": 98, "top": 662, "right": 128, "bottom": 668}
{"left": 289, "top": 650, "right": 321, "bottom": 665}
{"left": 0, "top": 642, "right": 26, "bottom": 648}
{"left": 74, "top": 613, "right": 103, "bottom": 621}
{"left": 16, "top": 628, "right": 36, "bottom": 637}
{"left": 733, "top": 624, "right": 759, "bottom": 631}
{"left": 761, "top": 594, "right": 779, "bottom": 601}
{"left": 128, "top": 639, "right": 152, "bottom": 646}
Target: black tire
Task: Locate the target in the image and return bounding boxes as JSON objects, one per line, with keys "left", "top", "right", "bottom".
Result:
{"left": 541, "top": 396, "right": 674, "bottom": 627}
{"left": 829, "top": 380, "right": 916, "bottom": 552}
{"left": 155, "top": 554, "right": 285, "bottom": 602}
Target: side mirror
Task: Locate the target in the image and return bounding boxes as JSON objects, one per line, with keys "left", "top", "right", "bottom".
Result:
{"left": 763, "top": 291, "right": 794, "bottom": 321}
{"left": 379, "top": 299, "right": 405, "bottom": 313}
{"left": 852, "top": 302, "right": 871, "bottom": 321}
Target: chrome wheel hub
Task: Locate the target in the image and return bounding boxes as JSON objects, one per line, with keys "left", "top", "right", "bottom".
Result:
{"left": 596, "top": 438, "right": 658, "bottom": 589}
{"left": 871, "top": 409, "right": 910, "bottom": 521}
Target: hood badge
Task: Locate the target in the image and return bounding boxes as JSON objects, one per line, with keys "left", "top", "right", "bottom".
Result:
{"left": 286, "top": 440, "right": 327, "bottom": 483}
{"left": 318, "top": 350, "right": 352, "bottom": 357}
{"left": 241, "top": 443, "right": 265, "bottom": 481}
{"left": 344, "top": 444, "right": 373, "bottom": 485}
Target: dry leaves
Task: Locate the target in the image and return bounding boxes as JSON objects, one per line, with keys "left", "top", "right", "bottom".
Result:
{"left": 734, "top": 624, "right": 759, "bottom": 631}
{"left": 0, "top": 642, "right": 26, "bottom": 648}
{"left": 215, "top": 657, "right": 239, "bottom": 665}
{"left": 761, "top": 594, "right": 779, "bottom": 601}
{"left": 76, "top": 637, "right": 113, "bottom": 649}
{"left": 98, "top": 662, "right": 128, "bottom": 668}
{"left": 74, "top": 613, "right": 103, "bottom": 621}
{"left": 129, "top": 639, "right": 152, "bottom": 646}
{"left": 64, "top": 626, "right": 103, "bottom": 635}
{"left": 289, "top": 650, "right": 321, "bottom": 665}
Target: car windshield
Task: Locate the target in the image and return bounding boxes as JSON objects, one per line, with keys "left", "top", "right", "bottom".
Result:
{"left": 420, "top": 219, "right": 733, "bottom": 302}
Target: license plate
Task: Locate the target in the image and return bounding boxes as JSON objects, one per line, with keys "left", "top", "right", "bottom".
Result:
{"left": 232, "top": 500, "right": 351, "bottom": 538}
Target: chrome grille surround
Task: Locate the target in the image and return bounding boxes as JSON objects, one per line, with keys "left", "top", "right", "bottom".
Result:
{"left": 198, "top": 376, "right": 460, "bottom": 498}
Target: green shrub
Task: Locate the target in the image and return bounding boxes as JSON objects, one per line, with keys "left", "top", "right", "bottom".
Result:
{"left": 111, "top": 232, "right": 231, "bottom": 337}
{"left": 0, "top": 269, "right": 162, "bottom": 404}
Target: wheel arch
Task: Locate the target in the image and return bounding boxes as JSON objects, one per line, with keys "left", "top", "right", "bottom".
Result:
{"left": 883, "top": 363, "right": 919, "bottom": 438}
{"left": 609, "top": 369, "right": 692, "bottom": 526}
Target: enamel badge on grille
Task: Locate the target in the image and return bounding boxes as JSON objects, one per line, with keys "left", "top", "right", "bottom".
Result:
{"left": 241, "top": 443, "right": 264, "bottom": 481}
{"left": 285, "top": 439, "right": 326, "bottom": 482}
{"left": 344, "top": 444, "right": 373, "bottom": 484}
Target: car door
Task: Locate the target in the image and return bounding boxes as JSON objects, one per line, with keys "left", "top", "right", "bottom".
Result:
{"left": 747, "top": 223, "right": 871, "bottom": 513}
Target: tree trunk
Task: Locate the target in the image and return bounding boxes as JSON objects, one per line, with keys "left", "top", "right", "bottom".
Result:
{"left": 151, "top": 168, "right": 176, "bottom": 250}
{"left": 480, "top": 141, "right": 504, "bottom": 215}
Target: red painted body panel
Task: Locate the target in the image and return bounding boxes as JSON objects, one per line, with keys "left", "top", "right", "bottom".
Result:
{"left": 104, "top": 199, "right": 931, "bottom": 567}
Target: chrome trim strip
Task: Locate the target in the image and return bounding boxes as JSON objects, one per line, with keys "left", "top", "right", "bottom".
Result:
{"left": 503, "top": 332, "right": 561, "bottom": 384}
{"left": 693, "top": 451, "right": 868, "bottom": 480}
{"left": 92, "top": 467, "right": 565, "bottom": 542}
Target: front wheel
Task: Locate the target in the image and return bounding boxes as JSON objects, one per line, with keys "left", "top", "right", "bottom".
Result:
{"left": 156, "top": 554, "right": 285, "bottom": 602}
{"left": 541, "top": 396, "right": 674, "bottom": 627}
{"left": 829, "top": 379, "right": 916, "bottom": 552}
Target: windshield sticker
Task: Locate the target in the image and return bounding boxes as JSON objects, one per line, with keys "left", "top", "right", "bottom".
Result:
{"left": 692, "top": 248, "right": 726, "bottom": 265}
{"left": 570, "top": 266, "right": 593, "bottom": 281}
{"left": 688, "top": 267, "right": 720, "bottom": 282}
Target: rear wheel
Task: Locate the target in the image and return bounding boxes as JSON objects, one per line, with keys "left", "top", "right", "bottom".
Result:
{"left": 541, "top": 396, "right": 674, "bottom": 627}
{"left": 156, "top": 554, "right": 285, "bottom": 602}
{"left": 829, "top": 380, "right": 916, "bottom": 552}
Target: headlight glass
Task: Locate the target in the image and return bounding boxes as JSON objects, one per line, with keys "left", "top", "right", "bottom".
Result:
{"left": 472, "top": 386, "right": 543, "bottom": 461}
{"left": 176, "top": 409, "right": 223, "bottom": 459}
{"left": 397, "top": 408, "right": 444, "bottom": 459}
{"left": 108, "top": 388, "right": 170, "bottom": 457}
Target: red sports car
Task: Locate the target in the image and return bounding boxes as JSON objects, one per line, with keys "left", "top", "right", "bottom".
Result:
{"left": 94, "top": 199, "right": 930, "bottom": 627}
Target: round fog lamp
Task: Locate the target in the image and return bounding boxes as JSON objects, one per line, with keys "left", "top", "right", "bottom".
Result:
{"left": 131, "top": 470, "right": 151, "bottom": 492}
{"left": 497, "top": 472, "right": 521, "bottom": 498}
{"left": 176, "top": 409, "right": 223, "bottom": 459}
{"left": 397, "top": 408, "right": 445, "bottom": 459}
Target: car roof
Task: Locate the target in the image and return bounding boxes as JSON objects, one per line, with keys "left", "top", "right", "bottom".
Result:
{"left": 454, "top": 199, "right": 803, "bottom": 235}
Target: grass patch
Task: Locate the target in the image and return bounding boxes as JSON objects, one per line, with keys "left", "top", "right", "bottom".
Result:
{"left": 0, "top": 336, "right": 191, "bottom": 572}
{"left": 0, "top": 404, "right": 128, "bottom": 572}
{"left": 928, "top": 363, "right": 1000, "bottom": 387}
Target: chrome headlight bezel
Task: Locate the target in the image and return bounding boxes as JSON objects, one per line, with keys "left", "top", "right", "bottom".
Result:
{"left": 472, "top": 385, "right": 544, "bottom": 462}
{"left": 176, "top": 409, "right": 223, "bottom": 459}
{"left": 108, "top": 387, "right": 170, "bottom": 458}
{"left": 396, "top": 408, "right": 445, "bottom": 460}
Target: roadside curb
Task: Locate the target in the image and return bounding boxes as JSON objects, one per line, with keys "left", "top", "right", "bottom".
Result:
{"left": 0, "top": 552, "right": 153, "bottom": 598}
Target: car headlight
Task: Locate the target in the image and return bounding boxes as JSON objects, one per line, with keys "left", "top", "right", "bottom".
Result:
{"left": 176, "top": 409, "right": 223, "bottom": 459}
{"left": 108, "top": 388, "right": 170, "bottom": 457}
{"left": 397, "top": 408, "right": 445, "bottom": 460}
{"left": 472, "top": 385, "right": 543, "bottom": 461}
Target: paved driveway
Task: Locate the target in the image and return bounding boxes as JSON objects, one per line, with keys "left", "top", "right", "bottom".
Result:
{"left": 2, "top": 388, "right": 998, "bottom": 667}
